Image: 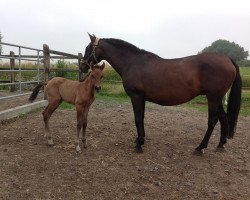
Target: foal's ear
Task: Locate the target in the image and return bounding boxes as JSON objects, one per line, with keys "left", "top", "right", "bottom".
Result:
{"left": 87, "top": 33, "right": 96, "bottom": 43}
{"left": 89, "top": 61, "right": 94, "bottom": 70}
{"left": 100, "top": 62, "right": 105, "bottom": 70}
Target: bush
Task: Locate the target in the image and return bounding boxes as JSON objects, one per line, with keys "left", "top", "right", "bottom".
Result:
{"left": 239, "top": 60, "right": 250, "bottom": 68}
{"left": 103, "top": 67, "right": 121, "bottom": 81}
{"left": 55, "top": 60, "right": 67, "bottom": 77}
{"left": 97, "top": 67, "right": 127, "bottom": 98}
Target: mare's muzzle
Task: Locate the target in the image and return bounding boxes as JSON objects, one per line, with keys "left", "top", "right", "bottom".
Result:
{"left": 79, "top": 60, "right": 91, "bottom": 73}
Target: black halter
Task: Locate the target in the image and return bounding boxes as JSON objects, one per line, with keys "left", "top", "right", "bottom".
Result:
{"left": 81, "top": 41, "right": 99, "bottom": 67}
{"left": 90, "top": 44, "right": 99, "bottom": 63}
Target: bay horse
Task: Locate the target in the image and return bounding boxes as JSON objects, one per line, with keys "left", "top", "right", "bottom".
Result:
{"left": 81, "top": 34, "right": 242, "bottom": 154}
{"left": 29, "top": 62, "right": 105, "bottom": 152}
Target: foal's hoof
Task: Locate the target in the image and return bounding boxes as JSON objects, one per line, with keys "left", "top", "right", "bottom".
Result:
{"left": 76, "top": 145, "right": 81, "bottom": 152}
{"left": 47, "top": 139, "right": 54, "bottom": 146}
{"left": 82, "top": 140, "right": 87, "bottom": 148}
{"left": 76, "top": 145, "right": 81, "bottom": 153}
{"left": 193, "top": 149, "right": 204, "bottom": 156}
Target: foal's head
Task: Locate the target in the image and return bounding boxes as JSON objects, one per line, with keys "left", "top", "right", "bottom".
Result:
{"left": 90, "top": 62, "right": 105, "bottom": 92}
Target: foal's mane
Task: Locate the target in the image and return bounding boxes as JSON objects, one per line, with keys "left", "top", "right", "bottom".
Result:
{"left": 103, "top": 38, "right": 160, "bottom": 58}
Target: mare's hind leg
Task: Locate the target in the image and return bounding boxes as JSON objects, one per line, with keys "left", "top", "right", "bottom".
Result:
{"left": 217, "top": 104, "right": 229, "bottom": 150}
{"left": 195, "top": 100, "right": 219, "bottom": 153}
{"left": 42, "top": 99, "right": 61, "bottom": 146}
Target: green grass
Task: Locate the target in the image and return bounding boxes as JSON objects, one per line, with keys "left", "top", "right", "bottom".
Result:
{"left": 98, "top": 81, "right": 127, "bottom": 98}
{"left": 240, "top": 67, "right": 250, "bottom": 89}
{"left": 184, "top": 90, "right": 250, "bottom": 116}
{"left": 240, "top": 67, "right": 250, "bottom": 75}
{"left": 240, "top": 90, "right": 250, "bottom": 115}
{"left": 103, "top": 68, "right": 121, "bottom": 81}
{"left": 59, "top": 102, "right": 74, "bottom": 109}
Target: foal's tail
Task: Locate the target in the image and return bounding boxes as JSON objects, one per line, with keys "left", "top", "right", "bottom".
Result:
{"left": 29, "top": 83, "right": 44, "bottom": 102}
{"left": 227, "top": 59, "right": 242, "bottom": 138}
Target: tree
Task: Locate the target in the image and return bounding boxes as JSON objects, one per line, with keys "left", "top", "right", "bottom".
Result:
{"left": 200, "top": 39, "right": 249, "bottom": 62}
{"left": 0, "top": 32, "right": 2, "bottom": 55}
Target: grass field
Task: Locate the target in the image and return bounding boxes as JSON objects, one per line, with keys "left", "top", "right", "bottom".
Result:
{"left": 240, "top": 67, "right": 250, "bottom": 75}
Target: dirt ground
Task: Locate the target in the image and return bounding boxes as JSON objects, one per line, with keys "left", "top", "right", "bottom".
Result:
{"left": 0, "top": 91, "right": 44, "bottom": 112}
{"left": 0, "top": 98, "right": 249, "bottom": 200}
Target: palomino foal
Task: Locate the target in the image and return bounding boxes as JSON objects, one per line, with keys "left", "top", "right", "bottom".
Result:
{"left": 29, "top": 63, "right": 105, "bottom": 152}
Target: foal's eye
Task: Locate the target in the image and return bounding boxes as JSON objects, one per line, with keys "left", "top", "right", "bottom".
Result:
{"left": 91, "top": 75, "right": 96, "bottom": 79}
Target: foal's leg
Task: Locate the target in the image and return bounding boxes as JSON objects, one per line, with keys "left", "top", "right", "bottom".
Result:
{"left": 42, "top": 99, "right": 61, "bottom": 146}
{"left": 217, "top": 104, "right": 229, "bottom": 150}
{"left": 81, "top": 106, "right": 90, "bottom": 148}
{"left": 195, "top": 100, "right": 219, "bottom": 153}
{"left": 130, "top": 94, "right": 145, "bottom": 153}
{"left": 75, "top": 104, "right": 83, "bottom": 152}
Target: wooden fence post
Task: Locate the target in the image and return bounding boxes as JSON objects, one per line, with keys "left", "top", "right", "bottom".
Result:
{"left": 78, "top": 53, "right": 83, "bottom": 80}
{"left": 10, "top": 51, "right": 16, "bottom": 92}
{"left": 43, "top": 44, "right": 50, "bottom": 99}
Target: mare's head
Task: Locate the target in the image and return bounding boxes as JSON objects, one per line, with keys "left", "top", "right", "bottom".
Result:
{"left": 80, "top": 33, "right": 102, "bottom": 73}
{"left": 90, "top": 62, "right": 105, "bottom": 92}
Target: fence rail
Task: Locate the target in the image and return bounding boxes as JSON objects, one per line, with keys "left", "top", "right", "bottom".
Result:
{"left": 1, "top": 54, "right": 78, "bottom": 59}
{"left": 0, "top": 42, "right": 42, "bottom": 51}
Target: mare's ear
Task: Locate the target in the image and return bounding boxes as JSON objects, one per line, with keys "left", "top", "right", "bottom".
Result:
{"left": 87, "top": 33, "right": 96, "bottom": 43}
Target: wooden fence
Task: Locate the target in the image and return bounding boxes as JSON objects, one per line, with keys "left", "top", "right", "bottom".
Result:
{"left": 0, "top": 42, "right": 83, "bottom": 99}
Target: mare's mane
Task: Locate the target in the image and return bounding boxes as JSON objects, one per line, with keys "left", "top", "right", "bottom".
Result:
{"left": 103, "top": 38, "right": 160, "bottom": 58}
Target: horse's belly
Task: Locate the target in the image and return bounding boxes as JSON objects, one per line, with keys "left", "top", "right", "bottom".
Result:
{"left": 145, "top": 90, "right": 199, "bottom": 106}
{"left": 61, "top": 93, "right": 76, "bottom": 105}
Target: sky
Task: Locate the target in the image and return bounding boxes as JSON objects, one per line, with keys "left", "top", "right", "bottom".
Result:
{"left": 1, "top": 0, "right": 250, "bottom": 58}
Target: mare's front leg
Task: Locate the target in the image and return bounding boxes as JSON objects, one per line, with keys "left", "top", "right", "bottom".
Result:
{"left": 130, "top": 94, "right": 145, "bottom": 153}
{"left": 195, "top": 100, "right": 219, "bottom": 154}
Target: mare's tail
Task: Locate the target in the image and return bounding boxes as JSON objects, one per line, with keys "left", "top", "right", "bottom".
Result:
{"left": 227, "top": 59, "right": 242, "bottom": 138}
{"left": 29, "top": 83, "right": 44, "bottom": 102}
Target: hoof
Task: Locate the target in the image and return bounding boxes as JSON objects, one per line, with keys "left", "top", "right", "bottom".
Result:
{"left": 216, "top": 146, "right": 225, "bottom": 153}
{"left": 76, "top": 145, "right": 81, "bottom": 153}
{"left": 82, "top": 140, "right": 87, "bottom": 148}
{"left": 193, "top": 149, "right": 204, "bottom": 156}
{"left": 47, "top": 139, "right": 54, "bottom": 146}
{"left": 135, "top": 146, "right": 143, "bottom": 153}
{"left": 134, "top": 138, "right": 145, "bottom": 145}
